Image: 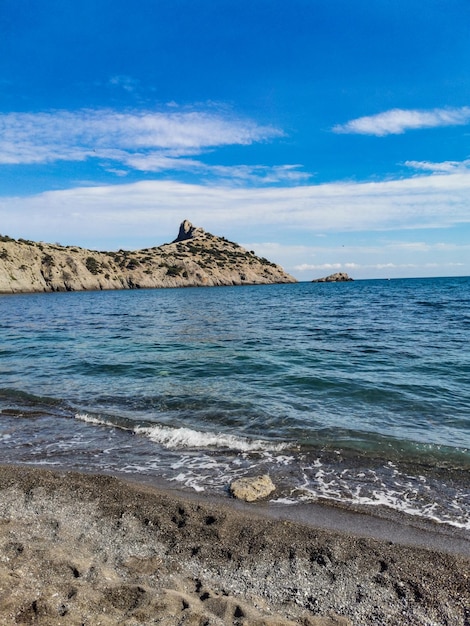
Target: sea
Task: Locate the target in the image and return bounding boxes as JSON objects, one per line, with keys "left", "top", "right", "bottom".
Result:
{"left": 1, "top": 277, "right": 469, "bottom": 531}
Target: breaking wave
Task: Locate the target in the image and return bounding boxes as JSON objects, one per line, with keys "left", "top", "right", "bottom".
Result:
{"left": 74, "top": 412, "right": 287, "bottom": 452}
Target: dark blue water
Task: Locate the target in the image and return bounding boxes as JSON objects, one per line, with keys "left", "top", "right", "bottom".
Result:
{"left": 1, "top": 278, "right": 469, "bottom": 529}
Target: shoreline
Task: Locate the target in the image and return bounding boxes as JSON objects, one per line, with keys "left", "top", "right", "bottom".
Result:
{"left": 0, "top": 464, "right": 469, "bottom": 625}
{"left": 121, "top": 471, "right": 470, "bottom": 559}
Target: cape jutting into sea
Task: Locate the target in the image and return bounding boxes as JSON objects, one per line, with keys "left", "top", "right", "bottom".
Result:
{"left": 1, "top": 277, "right": 469, "bottom": 531}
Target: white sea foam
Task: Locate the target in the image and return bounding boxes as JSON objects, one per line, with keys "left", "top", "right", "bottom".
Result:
{"left": 296, "top": 463, "right": 470, "bottom": 530}
{"left": 23, "top": 460, "right": 61, "bottom": 466}
{"left": 75, "top": 413, "right": 111, "bottom": 427}
{"left": 75, "top": 413, "right": 287, "bottom": 452}
{"left": 135, "top": 423, "right": 287, "bottom": 452}
{"left": 172, "top": 472, "right": 206, "bottom": 492}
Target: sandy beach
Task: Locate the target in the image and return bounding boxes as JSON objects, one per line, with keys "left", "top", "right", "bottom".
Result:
{"left": 0, "top": 465, "right": 469, "bottom": 625}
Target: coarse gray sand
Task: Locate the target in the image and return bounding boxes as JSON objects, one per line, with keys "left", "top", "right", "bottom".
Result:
{"left": 0, "top": 465, "right": 469, "bottom": 625}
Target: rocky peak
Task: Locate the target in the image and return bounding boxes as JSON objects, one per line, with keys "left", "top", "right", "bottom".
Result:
{"left": 173, "top": 220, "right": 205, "bottom": 243}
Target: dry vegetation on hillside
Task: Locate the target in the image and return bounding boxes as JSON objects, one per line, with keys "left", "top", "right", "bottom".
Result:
{"left": 0, "top": 222, "right": 296, "bottom": 293}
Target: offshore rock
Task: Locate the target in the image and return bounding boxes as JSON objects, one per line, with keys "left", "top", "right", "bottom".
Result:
{"left": 230, "top": 475, "right": 276, "bottom": 502}
{"left": 0, "top": 221, "right": 297, "bottom": 294}
{"left": 312, "top": 272, "right": 353, "bottom": 283}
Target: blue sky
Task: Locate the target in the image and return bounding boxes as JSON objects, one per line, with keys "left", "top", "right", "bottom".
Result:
{"left": 1, "top": 0, "right": 470, "bottom": 279}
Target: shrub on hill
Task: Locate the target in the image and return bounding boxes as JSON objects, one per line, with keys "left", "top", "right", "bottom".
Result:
{"left": 85, "top": 256, "right": 101, "bottom": 275}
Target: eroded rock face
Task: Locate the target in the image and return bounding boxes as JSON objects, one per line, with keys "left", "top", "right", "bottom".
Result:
{"left": 0, "top": 221, "right": 297, "bottom": 293}
{"left": 230, "top": 475, "right": 276, "bottom": 502}
{"left": 312, "top": 272, "right": 353, "bottom": 283}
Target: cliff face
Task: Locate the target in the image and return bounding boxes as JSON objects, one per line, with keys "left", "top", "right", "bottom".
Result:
{"left": 0, "top": 220, "right": 296, "bottom": 293}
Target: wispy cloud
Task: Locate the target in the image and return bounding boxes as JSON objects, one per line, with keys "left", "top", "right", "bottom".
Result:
{"left": 197, "top": 163, "right": 310, "bottom": 184}
{"left": 108, "top": 75, "right": 140, "bottom": 92}
{"left": 121, "top": 155, "right": 309, "bottom": 183}
{"left": 0, "top": 108, "right": 283, "bottom": 173}
{"left": 295, "top": 263, "right": 342, "bottom": 271}
{"left": 405, "top": 159, "right": 470, "bottom": 173}
{"left": 333, "top": 106, "right": 470, "bottom": 136}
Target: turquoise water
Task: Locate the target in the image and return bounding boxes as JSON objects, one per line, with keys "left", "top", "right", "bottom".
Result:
{"left": 1, "top": 277, "right": 469, "bottom": 528}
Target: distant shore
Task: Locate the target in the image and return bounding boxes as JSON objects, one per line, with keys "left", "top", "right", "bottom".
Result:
{"left": 0, "top": 221, "right": 296, "bottom": 294}
{"left": 0, "top": 464, "right": 468, "bottom": 625}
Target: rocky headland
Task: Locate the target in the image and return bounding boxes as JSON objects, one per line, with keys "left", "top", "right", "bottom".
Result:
{"left": 312, "top": 273, "right": 353, "bottom": 283}
{"left": 0, "top": 220, "right": 296, "bottom": 294}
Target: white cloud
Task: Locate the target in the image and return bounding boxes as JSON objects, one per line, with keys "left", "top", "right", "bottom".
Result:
{"left": 121, "top": 155, "right": 309, "bottom": 183}
{"left": 295, "top": 263, "right": 342, "bottom": 271}
{"left": 0, "top": 108, "right": 282, "bottom": 167}
{"left": 405, "top": 159, "right": 470, "bottom": 173}
{"left": 374, "top": 263, "right": 414, "bottom": 269}
{"left": 0, "top": 106, "right": 301, "bottom": 184}
{"left": 389, "top": 241, "right": 431, "bottom": 252}
{"left": 0, "top": 171, "right": 470, "bottom": 236}
{"left": 198, "top": 164, "right": 310, "bottom": 184}
{"left": 2, "top": 169, "right": 470, "bottom": 249}
{"left": 333, "top": 106, "right": 470, "bottom": 136}
{"left": 383, "top": 240, "right": 468, "bottom": 252}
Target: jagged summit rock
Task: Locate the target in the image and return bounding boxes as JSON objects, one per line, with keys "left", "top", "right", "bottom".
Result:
{"left": 0, "top": 221, "right": 297, "bottom": 293}
{"left": 312, "top": 272, "right": 353, "bottom": 283}
{"left": 173, "top": 219, "right": 205, "bottom": 243}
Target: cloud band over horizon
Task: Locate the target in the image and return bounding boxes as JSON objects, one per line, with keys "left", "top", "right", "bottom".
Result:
{"left": 1, "top": 169, "right": 469, "bottom": 242}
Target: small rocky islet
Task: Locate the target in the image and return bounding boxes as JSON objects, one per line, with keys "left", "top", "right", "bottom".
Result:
{"left": 311, "top": 272, "right": 353, "bottom": 283}
{"left": 0, "top": 220, "right": 296, "bottom": 294}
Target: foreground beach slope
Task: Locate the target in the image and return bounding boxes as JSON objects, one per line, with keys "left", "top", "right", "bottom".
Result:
{"left": 0, "top": 220, "right": 296, "bottom": 293}
{"left": 0, "top": 466, "right": 468, "bottom": 625}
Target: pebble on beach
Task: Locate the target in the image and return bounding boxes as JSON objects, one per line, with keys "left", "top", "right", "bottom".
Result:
{"left": 230, "top": 474, "right": 276, "bottom": 502}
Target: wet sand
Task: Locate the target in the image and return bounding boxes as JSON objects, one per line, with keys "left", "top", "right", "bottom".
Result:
{"left": 0, "top": 464, "right": 469, "bottom": 625}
